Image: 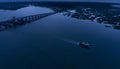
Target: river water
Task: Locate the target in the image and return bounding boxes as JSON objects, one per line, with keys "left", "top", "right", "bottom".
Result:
{"left": 0, "top": 4, "right": 120, "bottom": 69}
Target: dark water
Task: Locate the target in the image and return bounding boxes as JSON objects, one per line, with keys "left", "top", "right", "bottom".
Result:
{"left": 0, "top": 2, "right": 120, "bottom": 69}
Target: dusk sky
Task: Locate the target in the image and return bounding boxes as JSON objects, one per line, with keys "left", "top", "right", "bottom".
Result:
{"left": 0, "top": 0, "right": 120, "bottom": 3}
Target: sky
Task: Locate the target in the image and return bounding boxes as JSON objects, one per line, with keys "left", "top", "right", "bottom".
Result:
{"left": 0, "top": 0, "right": 120, "bottom": 3}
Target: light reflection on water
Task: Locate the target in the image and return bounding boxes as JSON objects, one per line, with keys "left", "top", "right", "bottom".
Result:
{"left": 0, "top": 5, "right": 120, "bottom": 69}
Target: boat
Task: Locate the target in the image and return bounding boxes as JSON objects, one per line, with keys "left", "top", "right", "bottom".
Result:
{"left": 79, "top": 42, "right": 91, "bottom": 49}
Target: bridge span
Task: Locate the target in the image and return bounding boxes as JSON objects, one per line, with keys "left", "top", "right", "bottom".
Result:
{"left": 0, "top": 12, "right": 57, "bottom": 31}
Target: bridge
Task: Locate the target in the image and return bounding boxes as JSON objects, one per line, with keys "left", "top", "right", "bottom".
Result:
{"left": 0, "top": 12, "right": 57, "bottom": 31}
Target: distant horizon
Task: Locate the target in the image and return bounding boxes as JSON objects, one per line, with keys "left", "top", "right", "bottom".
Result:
{"left": 0, "top": 1, "right": 120, "bottom": 4}
{"left": 0, "top": 0, "right": 120, "bottom": 3}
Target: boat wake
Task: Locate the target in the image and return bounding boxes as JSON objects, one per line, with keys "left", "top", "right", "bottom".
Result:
{"left": 58, "top": 37, "right": 92, "bottom": 49}
{"left": 59, "top": 38, "right": 80, "bottom": 46}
